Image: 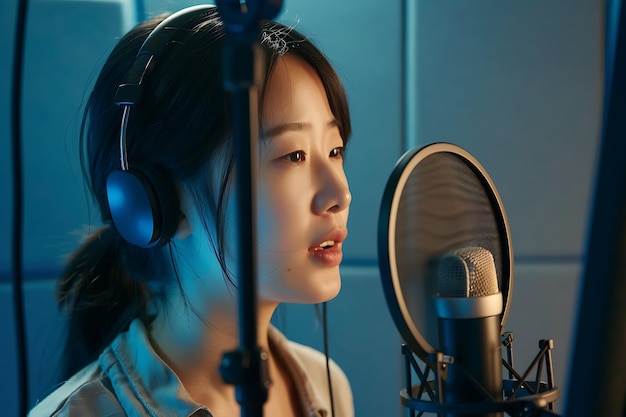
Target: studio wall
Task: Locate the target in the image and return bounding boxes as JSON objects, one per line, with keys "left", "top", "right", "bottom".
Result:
{"left": 1, "top": 1, "right": 604, "bottom": 416}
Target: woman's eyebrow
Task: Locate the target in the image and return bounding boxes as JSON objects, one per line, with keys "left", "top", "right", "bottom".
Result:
{"left": 262, "top": 119, "right": 339, "bottom": 138}
{"left": 262, "top": 121, "right": 310, "bottom": 138}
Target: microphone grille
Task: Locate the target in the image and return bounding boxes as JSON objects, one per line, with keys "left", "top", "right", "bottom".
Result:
{"left": 439, "top": 246, "right": 499, "bottom": 298}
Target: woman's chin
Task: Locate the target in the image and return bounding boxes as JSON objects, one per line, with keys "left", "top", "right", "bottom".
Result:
{"left": 289, "top": 278, "right": 342, "bottom": 305}
{"left": 261, "top": 277, "right": 342, "bottom": 305}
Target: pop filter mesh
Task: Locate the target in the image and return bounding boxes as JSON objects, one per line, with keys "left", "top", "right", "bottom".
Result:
{"left": 392, "top": 150, "right": 509, "bottom": 353}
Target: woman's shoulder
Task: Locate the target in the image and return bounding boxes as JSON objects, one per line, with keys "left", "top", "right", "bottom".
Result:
{"left": 286, "top": 340, "right": 349, "bottom": 383}
{"left": 28, "top": 362, "right": 124, "bottom": 417}
{"left": 270, "top": 328, "right": 354, "bottom": 417}
{"left": 287, "top": 340, "right": 354, "bottom": 417}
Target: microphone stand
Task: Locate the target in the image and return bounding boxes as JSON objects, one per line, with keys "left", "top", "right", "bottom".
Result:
{"left": 215, "top": 1, "right": 282, "bottom": 417}
{"left": 400, "top": 336, "right": 560, "bottom": 417}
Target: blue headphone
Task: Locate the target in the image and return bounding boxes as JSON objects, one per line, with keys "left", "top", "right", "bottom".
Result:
{"left": 105, "top": 5, "right": 217, "bottom": 248}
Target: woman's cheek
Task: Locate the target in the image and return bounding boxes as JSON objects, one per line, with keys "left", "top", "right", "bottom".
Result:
{"left": 257, "top": 170, "right": 312, "bottom": 248}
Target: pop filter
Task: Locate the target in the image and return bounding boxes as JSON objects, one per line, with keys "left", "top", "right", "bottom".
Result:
{"left": 378, "top": 142, "right": 514, "bottom": 365}
{"left": 378, "top": 142, "right": 560, "bottom": 416}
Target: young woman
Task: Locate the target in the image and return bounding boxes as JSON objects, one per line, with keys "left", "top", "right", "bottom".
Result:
{"left": 29, "top": 5, "right": 353, "bottom": 417}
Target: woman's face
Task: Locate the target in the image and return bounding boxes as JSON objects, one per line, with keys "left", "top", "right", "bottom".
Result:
{"left": 175, "top": 53, "right": 351, "bottom": 308}
{"left": 255, "top": 53, "right": 351, "bottom": 305}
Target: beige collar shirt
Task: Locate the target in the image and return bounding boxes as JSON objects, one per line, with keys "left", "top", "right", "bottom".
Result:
{"left": 29, "top": 319, "right": 353, "bottom": 417}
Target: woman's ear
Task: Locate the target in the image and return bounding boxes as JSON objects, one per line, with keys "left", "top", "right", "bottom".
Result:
{"left": 174, "top": 212, "right": 191, "bottom": 240}
{"left": 173, "top": 185, "right": 192, "bottom": 240}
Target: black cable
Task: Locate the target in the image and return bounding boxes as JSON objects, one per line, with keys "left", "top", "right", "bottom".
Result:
{"left": 11, "top": 0, "right": 30, "bottom": 415}
{"left": 322, "top": 302, "right": 335, "bottom": 417}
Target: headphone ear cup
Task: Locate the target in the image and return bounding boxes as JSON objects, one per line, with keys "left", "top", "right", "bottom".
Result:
{"left": 106, "top": 164, "right": 180, "bottom": 248}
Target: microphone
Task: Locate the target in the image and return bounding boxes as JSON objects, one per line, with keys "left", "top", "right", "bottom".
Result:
{"left": 435, "top": 246, "right": 504, "bottom": 417}
{"left": 378, "top": 143, "right": 560, "bottom": 417}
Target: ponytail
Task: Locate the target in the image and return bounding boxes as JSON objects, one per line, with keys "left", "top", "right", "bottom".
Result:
{"left": 57, "top": 226, "right": 152, "bottom": 379}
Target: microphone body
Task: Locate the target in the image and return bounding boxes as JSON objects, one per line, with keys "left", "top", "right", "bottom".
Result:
{"left": 438, "top": 309, "right": 503, "bottom": 416}
{"left": 436, "top": 247, "right": 504, "bottom": 417}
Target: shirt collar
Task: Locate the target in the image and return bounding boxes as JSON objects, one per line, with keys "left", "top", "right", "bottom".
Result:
{"left": 268, "top": 326, "right": 328, "bottom": 417}
{"left": 99, "top": 319, "right": 327, "bottom": 417}
{"left": 99, "top": 319, "right": 209, "bottom": 417}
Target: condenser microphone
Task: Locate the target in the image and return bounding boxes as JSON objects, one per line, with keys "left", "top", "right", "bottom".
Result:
{"left": 436, "top": 246, "right": 504, "bottom": 417}
{"left": 378, "top": 143, "right": 559, "bottom": 417}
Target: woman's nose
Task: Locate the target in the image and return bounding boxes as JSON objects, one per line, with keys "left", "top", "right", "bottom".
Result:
{"left": 312, "top": 165, "right": 352, "bottom": 215}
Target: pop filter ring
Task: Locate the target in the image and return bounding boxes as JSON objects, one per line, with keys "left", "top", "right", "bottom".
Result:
{"left": 378, "top": 142, "right": 514, "bottom": 366}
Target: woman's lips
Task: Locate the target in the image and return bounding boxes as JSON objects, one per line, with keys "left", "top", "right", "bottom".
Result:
{"left": 308, "top": 229, "right": 347, "bottom": 266}
{"left": 308, "top": 243, "right": 343, "bottom": 266}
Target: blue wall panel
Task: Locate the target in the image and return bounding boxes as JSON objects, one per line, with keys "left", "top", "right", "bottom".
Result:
{"left": 415, "top": 0, "right": 603, "bottom": 258}
{"left": 1, "top": 0, "right": 128, "bottom": 279}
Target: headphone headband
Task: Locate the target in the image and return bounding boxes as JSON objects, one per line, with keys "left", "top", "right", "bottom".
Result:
{"left": 115, "top": 4, "right": 217, "bottom": 106}
{"left": 106, "top": 4, "right": 217, "bottom": 248}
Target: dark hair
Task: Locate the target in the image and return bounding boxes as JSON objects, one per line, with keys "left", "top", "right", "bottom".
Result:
{"left": 58, "top": 9, "right": 351, "bottom": 378}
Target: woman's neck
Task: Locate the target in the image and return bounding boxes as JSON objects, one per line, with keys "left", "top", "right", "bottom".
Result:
{"left": 147, "top": 295, "right": 284, "bottom": 411}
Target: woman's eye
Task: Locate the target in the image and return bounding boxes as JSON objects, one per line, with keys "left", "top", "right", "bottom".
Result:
{"left": 282, "top": 150, "right": 306, "bottom": 163}
{"left": 330, "top": 147, "right": 345, "bottom": 159}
